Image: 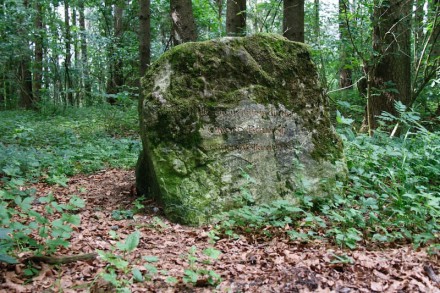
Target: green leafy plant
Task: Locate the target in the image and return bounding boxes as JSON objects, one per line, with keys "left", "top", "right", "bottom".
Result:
{"left": 0, "top": 182, "right": 84, "bottom": 263}
{"left": 330, "top": 254, "right": 354, "bottom": 265}
{"left": 214, "top": 106, "right": 439, "bottom": 249}
{"left": 181, "top": 246, "right": 222, "bottom": 287}
{"left": 97, "top": 230, "right": 144, "bottom": 291}
{"left": 111, "top": 209, "right": 134, "bottom": 220}
{"left": 0, "top": 107, "right": 140, "bottom": 265}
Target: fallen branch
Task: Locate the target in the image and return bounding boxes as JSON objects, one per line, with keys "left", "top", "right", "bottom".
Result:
{"left": 424, "top": 264, "right": 440, "bottom": 284}
{"left": 24, "top": 253, "right": 98, "bottom": 265}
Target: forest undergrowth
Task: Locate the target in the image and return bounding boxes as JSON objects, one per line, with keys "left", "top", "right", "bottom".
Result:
{"left": 0, "top": 102, "right": 439, "bottom": 292}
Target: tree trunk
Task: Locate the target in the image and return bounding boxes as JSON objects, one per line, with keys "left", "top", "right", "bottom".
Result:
{"left": 215, "top": 0, "right": 224, "bottom": 36}
{"left": 64, "top": 0, "right": 73, "bottom": 106}
{"left": 139, "top": 0, "right": 151, "bottom": 78}
{"left": 33, "top": 1, "right": 43, "bottom": 106}
{"left": 226, "top": 0, "right": 246, "bottom": 36}
{"left": 429, "top": 0, "right": 439, "bottom": 65}
{"left": 0, "top": 0, "right": 3, "bottom": 106}
{"left": 72, "top": 6, "right": 80, "bottom": 105}
{"left": 79, "top": 0, "right": 91, "bottom": 101}
{"left": 19, "top": 58, "right": 34, "bottom": 109}
{"left": 338, "top": 0, "right": 352, "bottom": 89}
{"left": 314, "top": 0, "right": 327, "bottom": 87}
{"left": 283, "top": 0, "right": 304, "bottom": 42}
{"left": 170, "top": 0, "right": 198, "bottom": 45}
{"left": 19, "top": 0, "right": 33, "bottom": 109}
{"left": 113, "top": 4, "right": 124, "bottom": 89}
{"left": 106, "top": 3, "right": 124, "bottom": 103}
{"left": 413, "top": 0, "right": 425, "bottom": 65}
{"left": 364, "top": 0, "right": 412, "bottom": 131}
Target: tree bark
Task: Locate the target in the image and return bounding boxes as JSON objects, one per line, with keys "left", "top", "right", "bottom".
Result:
{"left": 113, "top": 4, "right": 124, "bottom": 89}
{"left": 33, "top": 1, "right": 43, "bottom": 106}
{"left": 413, "top": 0, "right": 425, "bottom": 65}
{"left": 338, "top": 0, "right": 352, "bottom": 89}
{"left": 106, "top": 3, "right": 124, "bottom": 102}
{"left": 314, "top": 0, "right": 327, "bottom": 87}
{"left": 429, "top": 0, "right": 439, "bottom": 65}
{"left": 64, "top": 0, "right": 73, "bottom": 105}
{"left": 283, "top": 0, "right": 304, "bottom": 42}
{"left": 170, "top": 0, "right": 198, "bottom": 45}
{"left": 72, "top": 6, "right": 80, "bottom": 105}
{"left": 215, "top": 0, "right": 224, "bottom": 35}
{"left": 79, "top": 0, "right": 91, "bottom": 101}
{"left": 364, "top": 0, "right": 412, "bottom": 131}
{"left": 25, "top": 253, "right": 97, "bottom": 265}
{"left": 139, "top": 0, "right": 151, "bottom": 77}
{"left": 19, "top": 0, "right": 34, "bottom": 109}
{"left": 226, "top": 0, "right": 246, "bottom": 36}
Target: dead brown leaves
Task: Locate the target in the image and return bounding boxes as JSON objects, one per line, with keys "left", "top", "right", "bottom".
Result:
{"left": 0, "top": 169, "right": 439, "bottom": 292}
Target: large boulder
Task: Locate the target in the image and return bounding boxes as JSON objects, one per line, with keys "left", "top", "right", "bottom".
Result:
{"left": 137, "top": 34, "right": 346, "bottom": 225}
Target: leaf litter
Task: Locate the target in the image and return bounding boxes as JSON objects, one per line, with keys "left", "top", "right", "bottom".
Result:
{"left": 0, "top": 169, "right": 439, "bottom": 292}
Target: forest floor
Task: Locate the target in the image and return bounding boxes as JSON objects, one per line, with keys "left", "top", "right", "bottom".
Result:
{"left": 1, "top": 169, "right": 439, "bottom": 293}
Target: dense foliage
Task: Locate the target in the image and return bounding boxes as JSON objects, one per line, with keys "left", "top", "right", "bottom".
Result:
{"left": 1, "top": 103, "right": 439, "bottom": 267}
{"left": 214, "top": 107, "right": 439, "bottom": 250}
{"left": 0, "top": 104, "right": 140, "bottom": 264}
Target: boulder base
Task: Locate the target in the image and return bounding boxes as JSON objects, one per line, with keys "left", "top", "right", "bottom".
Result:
{"left": 137, "top": 34, "right": 345, "bottom": 225}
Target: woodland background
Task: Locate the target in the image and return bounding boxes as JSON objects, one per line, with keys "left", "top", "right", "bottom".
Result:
{"left": 1, "top": 0, "right": 438, "bottom": 130}
{"left": 0, "top": 0, "right": 439, "bottom": 291}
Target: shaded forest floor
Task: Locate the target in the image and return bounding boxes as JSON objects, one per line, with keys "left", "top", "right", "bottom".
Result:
{"left": 1, "top": 169, "right": 439, "bottom": 292}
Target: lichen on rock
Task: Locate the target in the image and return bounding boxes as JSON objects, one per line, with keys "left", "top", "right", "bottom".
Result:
{"left": 137, "top": 33, "right": 346, "bottom": 226}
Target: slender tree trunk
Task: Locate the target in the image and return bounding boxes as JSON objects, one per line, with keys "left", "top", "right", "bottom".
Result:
{"left": 106, "top": 3, "right": 124, "bottom": 102}
{"left": 72, "top": 6, "right": 80, "bottom": 105}
{"left": 79, "top": 0, "right": 91, "bottom": 101}
{"left": 313, "top": 0, "right": 327, "bottom": 87}
{"left": 364, "top": 0, "right": 412, "bottom": 131}
{"left": 0, "top": 0, "right": 4, "bottom": 107}
{"left": 114, "top": 4, "right": 124, "bottom": 89}
{"left": 33, "top": 1, "right": 43, "bottom": 106}
{"left": 19, "top": 0, "right": 33, "bottom": 109}
{"left": 283, "top": 0, "right": 304, "bottom": 42}
{"left": 429, "top": 0, "right": 439, "bottom": 63}
{"left": 139, "top": 0, "right": 151, "bottom": 78}
{"left": 339, "top": 0, "right": 352, "bottom": 89}
{"left": 64, "top": 0, "right": 73, "bottom": 105}
{"left": 19, "top": 58, "right": 34, "bottom": 109}
{"left": 72, "top": 8, "right": 79, "bottom": 64}
{"left": 226, "top": 0, "right": 246, "bottom": 36}
{"left": 413, "top": 0, "right": 425, "bottom": 65}
{"left": 170, "top": 0, "right": 198, "bottom": 45}
{"left": 104, "top": 2, "right": 114, "bottom": 101}
{"left": 215, "top": 0, "right": 224, "bottom": 36}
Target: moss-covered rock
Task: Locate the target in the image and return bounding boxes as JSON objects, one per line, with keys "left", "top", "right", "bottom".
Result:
{"left": 137, "top": 33, "right": 346, "bottom": 225}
